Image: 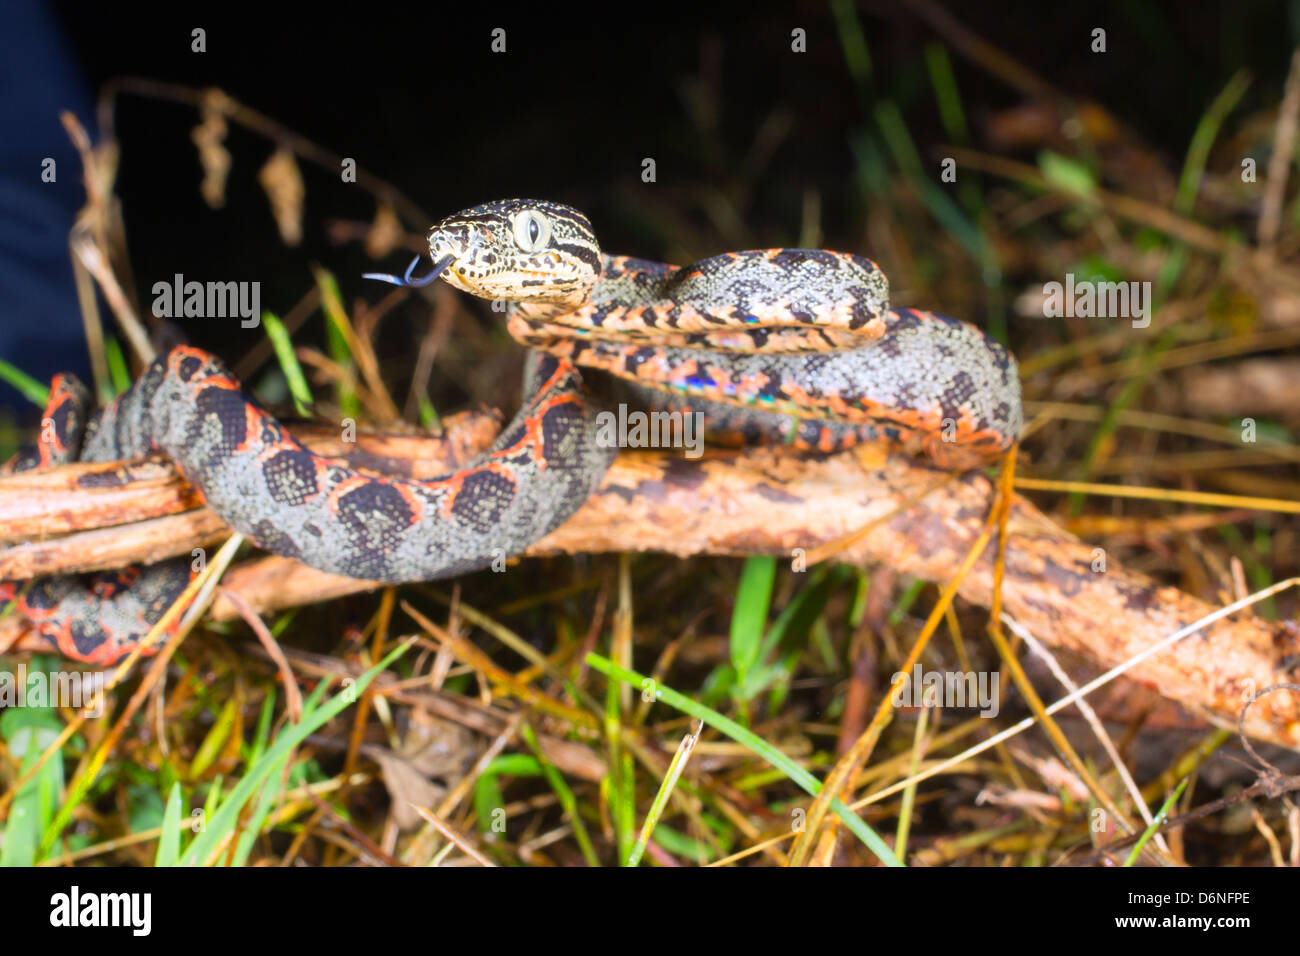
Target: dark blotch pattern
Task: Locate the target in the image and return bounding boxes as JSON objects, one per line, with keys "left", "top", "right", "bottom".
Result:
{"left": 336, "top": 483, "right": 414, "bottom": 552}
{"left": 24, "top": 581, "right": 61, "bottom": 610}
{"left": 251, "top": 519, "right": 301, "bottom": 560}
{"left": 48, "top": 397, "right": 79, "bottom": 449}
{"left": 264, "top": 448, "right": 321, "bottom": 505}
{"left": 177, "top": 354, "right": 204, "bottom": 381}
{"left": 623, "top": 348, "right": 654, "bottom": 373}
{"left": 192, "top": 386, "right": 250, "bottom": 467}
{"left": 449, "top": 469, "right": 517, "bottom": 534}
{"left": 70, "top": 619, "right": 109, "bottom": 656}
{"left": 540, "top": 401, "right": 585, "bottom": 456}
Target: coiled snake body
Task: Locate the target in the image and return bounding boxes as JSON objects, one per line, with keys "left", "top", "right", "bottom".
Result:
{"left": 1, "top": 199, "right": 1021, "bottom": 663}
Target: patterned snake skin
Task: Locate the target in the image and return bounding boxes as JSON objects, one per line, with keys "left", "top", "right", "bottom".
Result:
{"left": 0, "top": 199, "right": 1021, "bottom": 663}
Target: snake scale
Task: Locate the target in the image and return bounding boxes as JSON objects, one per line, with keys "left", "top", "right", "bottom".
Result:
{"left": 0, "top": 199, "right": 1021, "bottom": 663}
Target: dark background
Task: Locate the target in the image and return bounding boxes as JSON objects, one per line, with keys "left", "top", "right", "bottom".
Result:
{"left": 2, "top": 0, "right": 1298, "bottom": 416}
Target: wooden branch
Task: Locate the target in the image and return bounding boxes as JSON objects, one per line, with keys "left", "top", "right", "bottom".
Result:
{"left": 0, "top": 411, "right": 503, "bottom": 542}
{"left": 3, "top": 422, "right": 1298, "bottom": 750}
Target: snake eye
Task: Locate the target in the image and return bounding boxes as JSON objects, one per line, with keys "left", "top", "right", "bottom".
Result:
{"left": 512, "top": 210, "right": 551, "bottom": 253}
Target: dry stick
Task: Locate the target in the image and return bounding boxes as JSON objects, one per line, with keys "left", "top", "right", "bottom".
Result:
{"left": 219, "top": 586, "right": 302, "bottom": 723}
{"left": 59, "top": 112, "right": 113, "bottom": 394}
{"left": 352, "top": 588, "right": 398, "bottom": 765}
{"left": 705, "top": 721, "right": 1002, "bottom": 868}
{"left": 410, "top": 805, "right": 494, "bottom": 867}
{"left": 1258, "top": 49, "right": 1300, "bottom": 257}
{"left": 280, "top": 587, "right": 395, "bottom": 868}
{"left": 835, "top": 569, "right": 891, "bottom": 757}
{"left": 293, "top": 348, "right": 384, "bottom": 420}
{"left": 58, "top": 111, "right": 125, "bottom": 293}
{"left": 303, "top": 789, "right": 405, "bottom": 867}
{"left": 952, "top": 144, "right": 1300, "bottom": 301}
{"left": 60, "top": 113, "right": 152, "bottom": 367}
{"left": 948, "top": 148, "right": 1233, "bottom": 255}
{"left": 800, "top": 452, "right": 1034, "bottom": 863}
{"left": 904, "top": 0, "right": 1069, "bottom": 107}
{"left": 796, "top": 448, "right": 1028, "bottom": 865}
{"left": 1003, "top": 616, "right": 1171, "bottom": 857}
{"left": 1017, "top": 298, "right": 1209, "bottom": 378}
{"left": 71, "top": 79, "right": 437, "bottom": 408}
{"left": 1023, "top": 400, "right": 1300, "bottom": 465}
{"left": 67, "top": 235, "right": 110, "bottom": 398}
{"left": 309, "top": 588, "right": 398, "bottom": 866}
{"left": 1012, "top": 477, "right": 1300, "bottom": 515}
{"left": 404, "top": 288, "right": 458, "bottom": 421}
{"left": 312, "top": 265, "right": 402, "bottom": 423}
{"left": 1081, "top": 324, "right": 1300, "bottom": 386}
{"left": 69, "top": 232, "right": 153, "bottom": 365}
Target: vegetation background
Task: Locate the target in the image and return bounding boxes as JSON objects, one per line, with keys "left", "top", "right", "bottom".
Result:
{"left": 1, "top": 0, "right": 1298, "bottom": 867}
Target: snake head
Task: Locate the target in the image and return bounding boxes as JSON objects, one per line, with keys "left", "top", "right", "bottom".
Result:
{"left": 428, "top": 199, "right": 602, "bottom": 311}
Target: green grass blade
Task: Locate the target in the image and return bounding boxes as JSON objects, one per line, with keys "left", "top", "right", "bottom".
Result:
{"left": 0, "top": 709, "right": 64, "bottom": 866}
{"left": 830, "top": 0, "right": 873, "bottom": 98}
{"left": 0, "top": 359, "right": 50, "bottom": 406}
{"left": 874, "top": 101, "right": 1000, "bottom": 293}
{"left": 586, "top": 654, "right": 903, "bottom": 867}
{"left": 521, "top": 723, "right": 599, "bottom": 866}
{"left": 155, "top": 783, "right": 184, "bottom": 866}
{"left": 244, "top": 688, "right": 277, "bottom": 766}
{"left": 730, "top": 556, "right": 776, "bottom": 688}
{"left": 261, "top": 310, "right": 313, "bottom": 416}
{"left": 1173, "top": 71, "right": 1251, "bottom": 217}
{"left": 314, "top": 268, "right": 360, "bottom": 418}
{"left": 1123, "top": 777, "right": 1189, "bottom": 867}
{"left": 230, "top": 760, "right": 291, "bottom": 866}
{"left": 924, "top": 42, "right": 969, "bottom": 146}
{"left": 627, "top": 723, "right": 699, "bottom": 867}
{"left": 737, "top": 567, "right": 837, "bottom": 703}
{"left": 189, "top": 696, "right": 239, "bottom": 779}
{"left": 104, "top": 336, "right": 131, "bottom": 396}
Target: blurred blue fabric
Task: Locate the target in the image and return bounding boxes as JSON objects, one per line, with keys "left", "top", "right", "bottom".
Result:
{"left": 0, "top": 0, "right": 94, "bottom": 418}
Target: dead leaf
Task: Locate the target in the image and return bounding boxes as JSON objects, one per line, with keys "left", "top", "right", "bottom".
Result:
{"left": 365, "top": 203, "right": 405, "bottom": 259}
{"left": 191, "top": 90, "right": 231, "bottom": 209}
{"left": 258, "top": 147, "right": 305, "bottom": 245}
{"left": 398, "top": 707, "right": 477, "bottom": 777}
{"left": 371, "top": 751, "right": 446, "bottom": 831}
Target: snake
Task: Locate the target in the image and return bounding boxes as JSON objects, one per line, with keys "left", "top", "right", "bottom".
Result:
{"left": 0, "top": 199, "right": 1021, "bottom": 664}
